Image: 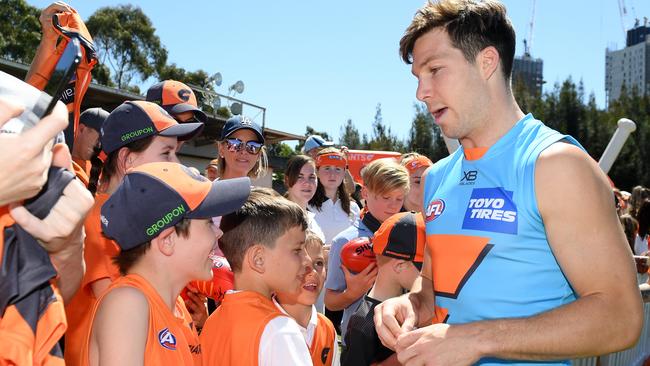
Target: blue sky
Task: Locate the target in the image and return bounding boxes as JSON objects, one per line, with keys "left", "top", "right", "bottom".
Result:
{"left": 28, "top": 0, "right": 650, "bottom": 143}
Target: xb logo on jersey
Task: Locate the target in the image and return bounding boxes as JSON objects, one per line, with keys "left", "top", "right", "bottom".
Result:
{"left": 460, "top": 170, "right": 477, "bottom": 185}
{"left": 158, "top": 328, "right": 177, "bottom": 350}
{"left": 425, "top": 199, "right": 446, "bottom": 222}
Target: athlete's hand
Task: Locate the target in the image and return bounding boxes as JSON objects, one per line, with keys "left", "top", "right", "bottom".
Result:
{"left": 0, "top": 99, "right": 68, "bottom": 206}
{"left": 184, "top": 284, "right": 208, "bottom": 329}
{"left": 39, "top": 2, "right": 73, "bottom": 40}
{"left": 395, "top": 323, "right": 481, "bottom": 366}
{"left": 341, "top": 262, "right": 377, "bottom": 299}
{"left": 374, "top": 295, "right": 418, "bottom": 351}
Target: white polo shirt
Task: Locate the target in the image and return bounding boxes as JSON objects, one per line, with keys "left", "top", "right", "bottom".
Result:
{"left": 309, "top": 199, "right": 360, "bottom": 244}
{"left": 273, "top": 297, "right": 340, "bottom": 366}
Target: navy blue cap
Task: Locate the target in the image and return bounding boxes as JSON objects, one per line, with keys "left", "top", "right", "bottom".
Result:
{"left": 220, "top": 115, "right": 264, "bottom": 143}
{"left": 100, "top": 101, "right": 204, "bottom": 154}
{"left": 79, "top": 108, "right": 109, "bottom": 132}
{"left": 101, "top": 162, "right": 250, "bottom": 250}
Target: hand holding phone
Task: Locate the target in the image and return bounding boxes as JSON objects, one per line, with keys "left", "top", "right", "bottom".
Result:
{"left": 41, "top": 36, "right": 82, "bottom": 118}
{"left": 0, "top": 98, "right": 68, "bottom": 206}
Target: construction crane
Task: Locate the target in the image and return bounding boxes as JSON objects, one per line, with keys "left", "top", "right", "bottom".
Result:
{"left": 618, "top": 0, "right": 628, "bottom": 39}
{"left": 523, "top": 0, "right": 536, "bottom": 57}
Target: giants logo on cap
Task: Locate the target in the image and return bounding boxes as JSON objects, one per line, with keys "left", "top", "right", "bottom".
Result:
{"left": 425, "top": 199, "right": 445, "bottom": 222}
{"left": 158, "top": 328, "right": 177, "bottom": 350}
{"left": 178, "top": 89, "right": 191, "bottom": 102}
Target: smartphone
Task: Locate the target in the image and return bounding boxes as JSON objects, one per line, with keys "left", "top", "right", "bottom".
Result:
{"left": 40, "top": 36, "right": 82, "bottom": 118}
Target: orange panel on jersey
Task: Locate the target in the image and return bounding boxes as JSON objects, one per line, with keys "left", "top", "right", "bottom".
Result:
{"left": 426, "top": 234, "right": 493, "bottom": 298}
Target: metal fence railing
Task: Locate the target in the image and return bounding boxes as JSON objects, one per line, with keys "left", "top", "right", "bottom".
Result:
{"left": 572, "top": 285, "right": 650, "bottom": 366}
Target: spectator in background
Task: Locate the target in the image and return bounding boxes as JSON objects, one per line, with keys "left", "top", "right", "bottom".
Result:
{"left": 303, "top": 134, "right": 356, "bottom": 194}
{"left": 309, "top": 147, "right": 361, "bottom": 245}
{"left": 205, "top": 158, "right": 219, "bottom": 181}
{"left": 629, "top": 185, "right": 649, "bottom": 219}
{"left": 146, "top": 80, "right": 207, "bottom": 124}
{"left": 284, "top": 155, "right": 326, "bottom": 243}
{"left": 399, "top": 152, "right": 433, "bottom": 212}
{"left": 216, "top": 115, "right": 268, "bottom": 180}
{"left": 302, "top": 135, "right": 335, "bottom": 158}
{"left": 620, "top": 214, "right": 639, "bottom": 253}
{"left": 71, "top": 108, "right": 108, "bottom": 185}
{"left": 635, "top": 199, "right": 650, "bottom": 255}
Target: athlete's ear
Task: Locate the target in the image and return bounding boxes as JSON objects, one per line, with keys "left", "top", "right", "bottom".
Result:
{"left": 153, "top": 226, "right": 176, "bottom": 256}
{"left": 361, "top": 186, "right": 369, "bottom": 200}
{"left": 246, "top": 244, "right": 265, "bottom": 274}
{"left": 478, "top": 46, "right": 500, "bottom": 81}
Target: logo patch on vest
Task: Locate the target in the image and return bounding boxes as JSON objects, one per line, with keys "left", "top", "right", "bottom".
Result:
{"left": 462, "top": 188, "right": 517, "bottom": 234}
{"left": 425, "top": 199, "right": 445, "bottom": 222}
{"left": 158, "top": 328, "right": 177, "bottom": 350}
{"left": 321, "top": 347, "right": 331, "bottom": 363}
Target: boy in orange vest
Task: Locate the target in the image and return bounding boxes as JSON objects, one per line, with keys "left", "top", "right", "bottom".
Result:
{"left": 200, "top": 189, "right": 313, "bottom": 365}
{"left": 275, "top": 232, "right": 339, "bottom": 366}
{"left": 80, "top": 162, "right": 250, "bottom": 366}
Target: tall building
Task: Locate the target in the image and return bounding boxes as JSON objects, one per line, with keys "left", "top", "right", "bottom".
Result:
{"left": 605, "top": 21, "right": 650, "bottom": 104}
{"left": 513, "top": 54, "right": 544, "bottom": 96}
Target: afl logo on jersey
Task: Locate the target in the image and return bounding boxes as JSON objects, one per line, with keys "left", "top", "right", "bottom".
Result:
{"left": 158, "top": 328, "right": 177, "bottom": 350}
{"left": 425, "top": 199, "right": 445, "bottom": 222}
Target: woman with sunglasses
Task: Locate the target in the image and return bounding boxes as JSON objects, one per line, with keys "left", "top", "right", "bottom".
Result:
{"left": 216, "top": 115, "right": 268, "bottom": 180}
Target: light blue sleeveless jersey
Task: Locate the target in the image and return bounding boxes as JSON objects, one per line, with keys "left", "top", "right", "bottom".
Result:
{"left": 423, "top": 114, "right": 582, "bottom": 365}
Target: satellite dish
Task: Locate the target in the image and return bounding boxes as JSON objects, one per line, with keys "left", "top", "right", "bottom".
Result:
{"left": 232, "top": 80, "right": 245, "bottom": 94}
{"left": 212, "top": 96, "right": 221, "bottom": 110}
{"left": 230, "top": 102, "right": 242, "bottom": 115}
{"left": 211, "top": 72, "right": 222, "bottom": 86}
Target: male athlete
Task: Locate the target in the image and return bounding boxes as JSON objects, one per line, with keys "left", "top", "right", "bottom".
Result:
{"left": 374, "top": 1, "right": 643, "bottom": 365}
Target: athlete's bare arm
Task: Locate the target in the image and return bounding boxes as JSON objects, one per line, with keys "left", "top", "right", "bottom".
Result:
{"left": 90, "top": 287, "right": 149, "bottom": 366}
{"left": 392, "top": 143, "right": 643, "bottom": 365}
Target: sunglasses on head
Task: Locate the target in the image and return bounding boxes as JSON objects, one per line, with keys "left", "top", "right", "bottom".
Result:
{"left": 225, "top": 138, "right": 263, "bottom": 155}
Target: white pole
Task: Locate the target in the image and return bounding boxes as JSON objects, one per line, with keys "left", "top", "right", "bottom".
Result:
{"left": 598, "top": 118, "right": 636, "bottom": 174}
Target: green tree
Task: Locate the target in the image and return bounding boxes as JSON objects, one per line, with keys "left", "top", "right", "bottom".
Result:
{"left": 339, "top": 119, "right": 362, "bottom": 149}
{"left": 366, "top": 103, "right": 403, "bottom": 152}
{"left": 268, "top": 142, "right": 295, "bottom": 158}
{"left": 0, "top": 0, "right": 41, "bottom": 63}
{"left": 86, "top": 5, "right": 168, "bottom": 90}
{"left": 407, "top": 103, "right": 436, "bottom": 157}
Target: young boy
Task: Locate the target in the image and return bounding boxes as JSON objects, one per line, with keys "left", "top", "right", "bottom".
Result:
{"left": 200, "top": 189, "right": 313, "bottom": 365}
{"left": 275, "top": 232, "right": 340, "bottom": 366}
{"left": 80, "top": 162, "right": 251, "bottom": 365}
{"left": 341, "top": 212, "right": 425, "bottom": 366}
{"left": 324, "top": 158, "right": 409, "bottom": 340}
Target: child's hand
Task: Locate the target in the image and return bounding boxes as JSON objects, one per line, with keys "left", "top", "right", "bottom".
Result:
{"left": 341, "top": 262, "right": 377, "bottom": 299}
{"left": 184, "top": 285, "right": 208, "bottom": 330}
